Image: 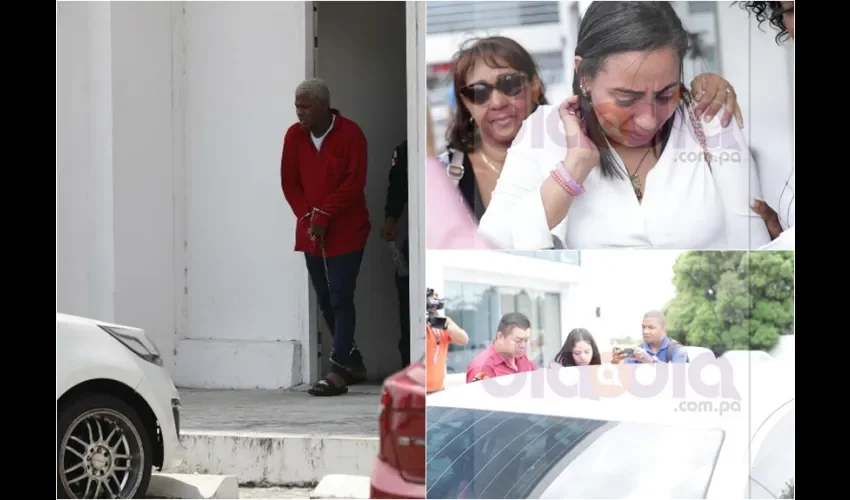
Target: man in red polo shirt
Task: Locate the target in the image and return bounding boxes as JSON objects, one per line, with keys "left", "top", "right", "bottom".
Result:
{"left": 466, "top": 312, "right": 537, "bottom": 383}
{"left": 281, "top": 78, "right": 371, "bottom": 397}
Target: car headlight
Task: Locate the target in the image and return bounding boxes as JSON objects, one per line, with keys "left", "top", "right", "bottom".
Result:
{"left": 99, "top": 325, "right": 164, "bottom": 366}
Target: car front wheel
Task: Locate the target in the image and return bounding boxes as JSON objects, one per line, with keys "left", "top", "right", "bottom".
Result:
{"left": 57, "top": 393, "right": 153, "bottom": 499}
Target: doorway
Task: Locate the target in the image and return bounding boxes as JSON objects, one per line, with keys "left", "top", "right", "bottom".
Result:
{"left": 309, "top": 1, "right": 411, "bottom": 382}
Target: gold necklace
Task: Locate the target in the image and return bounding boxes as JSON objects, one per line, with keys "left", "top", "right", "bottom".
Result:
{"left": 628, "top": 148, "right": 653, "bottom": 202}
{"left": 480, "top": 151, "right": 503, "bottom": 175}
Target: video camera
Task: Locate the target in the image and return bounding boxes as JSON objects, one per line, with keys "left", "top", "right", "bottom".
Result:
{"left": 426, "top": 288, "right": 447, "bottom": 330}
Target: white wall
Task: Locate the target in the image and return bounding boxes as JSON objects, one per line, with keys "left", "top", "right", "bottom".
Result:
{"left": 57, "top": 1, "right": 425, "bottom": 389}
{"left": 425, "top": 23, "right": 563, "bottom": 64}
{"left": 57, "top": 1, "right": 115, "bottom": 324}
{"left": 316, "top": 1, "right": 409, "bottom": 380}
{"left": 425, "top": 251, "right": 583, "bottom": 295}
{"left": 426, "top": 250, "right": 585, "bottom": 363}
{"left": 57, "top": 1, "right": 312, "bottom": 389}
{"left": 57, "top": 1, "right": 178, "bottom": 370}
{"left": 715, "top": 5, "right": 795, "bottom": 214}
{"left": 175, "top": 1, "right": 311, "bottom": 389}
{"left": 770, "top": 335, "right": 795, "bottom": 363}
{"left": 425, "top": 250, "right": 689, "bottom": 360}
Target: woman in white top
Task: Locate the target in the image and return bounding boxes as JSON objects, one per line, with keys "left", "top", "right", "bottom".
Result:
{"left": 479, "top": 1, "right": 772, "bottom": 250}
{"left": 744, "top": 1, "right": 795, "bottom": 251}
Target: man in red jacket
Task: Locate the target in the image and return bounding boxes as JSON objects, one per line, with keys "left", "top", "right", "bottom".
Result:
{"left": 281, "top": 78, "right": 371, "bottom": 397}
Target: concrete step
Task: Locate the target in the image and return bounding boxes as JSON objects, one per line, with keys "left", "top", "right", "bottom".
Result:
{"left": 169, "top": 430, "right": 379, "bottom": 485}
{"left": 310, "top": 474, "right": 371, "bottom": 499}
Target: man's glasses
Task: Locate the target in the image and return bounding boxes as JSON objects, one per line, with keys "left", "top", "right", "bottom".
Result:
{"left": 459, "top": 73, "right": 526, "bottom": 105}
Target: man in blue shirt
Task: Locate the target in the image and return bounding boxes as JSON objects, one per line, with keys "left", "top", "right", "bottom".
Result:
{"left": 626, "top": 310, "right": 688, "bottom": 364}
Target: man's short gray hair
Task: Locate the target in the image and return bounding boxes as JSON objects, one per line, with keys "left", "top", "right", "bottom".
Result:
{"left": 295, "top": 78, "right": 330, "bottom": 103}
{"left": 643, "top": 310, "right": 666, "bottom": 326}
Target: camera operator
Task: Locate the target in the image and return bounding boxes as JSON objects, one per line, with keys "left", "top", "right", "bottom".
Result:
{"left": 425, "top": 289, "right": 469, "bottom": 394}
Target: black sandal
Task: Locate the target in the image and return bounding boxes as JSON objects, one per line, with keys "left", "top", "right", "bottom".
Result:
{"left": 341, "top": 366, "right": 367, "bottom": 386}
{"left": 308, "top": 378, "right": 349, "bottom": 397}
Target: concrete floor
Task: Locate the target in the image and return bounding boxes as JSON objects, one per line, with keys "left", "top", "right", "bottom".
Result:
{"left": 170, "top": 384, "right": 382, "bottom": 485}
{"left": 238, "top": 486, "right": 314, "bottom": 499}
{"left": 148, "top": 486, "right": 316, "bottom": 499}
{"left": 179, "top": 384, "right": 382, "bottom": 436}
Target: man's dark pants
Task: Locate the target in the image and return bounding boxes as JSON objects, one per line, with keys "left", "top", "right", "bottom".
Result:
{"left": 395, "top": 238, "right": 410, "bottom": 367}
{"left": 305, "top": 249, "right": 364, "bottom": 375}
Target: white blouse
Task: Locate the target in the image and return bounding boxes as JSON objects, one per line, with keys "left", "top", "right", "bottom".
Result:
{"left": 758, "top": 168, "right": 795, "bottom": 251}
{"left": 478, "top": 104, "right": 771, "bottom": 250}
{"left": 777, "top": 169, "right": 795, "bottom": 231}
{"left": 760, "top": 226, "right": 794, "bottom": 251}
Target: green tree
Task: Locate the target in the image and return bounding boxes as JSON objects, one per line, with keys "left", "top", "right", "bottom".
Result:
{"left": 662, "top": 251, "right": 793, "bottom": 356}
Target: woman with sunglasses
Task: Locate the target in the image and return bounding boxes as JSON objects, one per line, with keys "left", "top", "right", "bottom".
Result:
{"left": 477, "top": 2, "right": 772, "bottom": 250}
{"left": 439, "top": 35, "right": 743, "bottom": 235}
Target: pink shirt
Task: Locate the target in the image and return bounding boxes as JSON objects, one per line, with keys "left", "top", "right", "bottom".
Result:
{"left": 466, "top": 345, "right": 537, "bottom": 383}
{"left": 426, "top": 157, "right": 497, "bottom": 250}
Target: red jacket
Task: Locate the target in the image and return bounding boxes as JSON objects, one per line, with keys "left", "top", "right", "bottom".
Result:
{"left": 281, "top": 110, "right": 371, "bottom": 257}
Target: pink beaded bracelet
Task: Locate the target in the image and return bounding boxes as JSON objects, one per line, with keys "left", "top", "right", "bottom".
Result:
{"left": 551, "top": 161, "right": 585, "bottom": 196}
{"left": 550, "top": 170, "right": 575, "bottom": 195}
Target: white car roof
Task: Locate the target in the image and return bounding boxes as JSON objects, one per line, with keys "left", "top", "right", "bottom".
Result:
{"left": 428, "top": 363, "right": 794, "bottom": 432}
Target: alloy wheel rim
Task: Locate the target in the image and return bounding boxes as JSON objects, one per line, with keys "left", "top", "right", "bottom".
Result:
{"left": 58, "top": 408, "right": 145, "bottom": 499}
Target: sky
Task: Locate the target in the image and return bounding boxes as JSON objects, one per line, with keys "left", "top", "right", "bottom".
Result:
{"left": 577, "top": 250, "right": 683, "bottom": 346}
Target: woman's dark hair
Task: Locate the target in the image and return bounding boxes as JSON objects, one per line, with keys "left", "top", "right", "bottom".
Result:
{"left": 554, "top": 328, "right": 602, "bottom": 367}
{"left": 574, "top": 2, "right": 694, "bottom": 180}
{"left": 446, "top": 36, "right": 549, "bottom": 153}
{"left": 738, "top": 2, "right": 792, "bottom": 44}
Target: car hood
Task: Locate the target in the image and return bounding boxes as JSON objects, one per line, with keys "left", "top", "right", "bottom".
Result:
{"left": 56, "top": 313, "right": 144, "bottom": 334}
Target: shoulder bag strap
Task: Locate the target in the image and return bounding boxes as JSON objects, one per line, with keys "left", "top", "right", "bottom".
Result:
{"left": 446, "top": 151, "right": 465, "bottom": 187}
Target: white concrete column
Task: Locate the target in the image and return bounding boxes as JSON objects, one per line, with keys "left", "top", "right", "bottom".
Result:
{"left": 57, "top": 2, "right": 179, "bottom": 369}
{"left": 57, "top": 2, "right": 116, "bottom": 324}
{"left": 408, "top": 0, "right": 427, "bottom": 365}
{"left": 57, "top": 2, "right": 313, "bottom": 389}
{"left": 173, "top": 1, "right": 311, "bottom": 389}
{"left": 110, "top": 2, "right": 180, "bottom": 372}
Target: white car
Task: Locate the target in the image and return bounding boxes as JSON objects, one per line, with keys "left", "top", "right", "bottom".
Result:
{"left": 426, "top": 363, "right": 794, "bottom": 499}
{"left": 685, "top": 345, "right": 716, "bottom": 362}
{"left": 56, "top": 313, "right": 185, "bottom": 499}
{"left": 721, "top": 350, "right": 774, "bottom": 364}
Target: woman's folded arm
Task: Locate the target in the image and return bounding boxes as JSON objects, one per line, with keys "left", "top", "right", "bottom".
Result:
{"left": 702, "top": 107, "right": 772, "bottom": 249}
{"left": 478, "top": 146, "right": 555, "bottom": 250}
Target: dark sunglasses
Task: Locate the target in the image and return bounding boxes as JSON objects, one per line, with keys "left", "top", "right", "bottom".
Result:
{"left": 460, "top": 73, "right": 526, "bottom": 105}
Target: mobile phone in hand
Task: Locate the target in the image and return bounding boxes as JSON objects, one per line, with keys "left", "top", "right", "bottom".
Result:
{"left": 614, "top": 346, "right": 636, "bottom": 358}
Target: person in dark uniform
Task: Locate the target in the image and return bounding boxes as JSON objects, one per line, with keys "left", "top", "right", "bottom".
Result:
{"left": 381, "top": 140, "right": 410, "bottom": 367}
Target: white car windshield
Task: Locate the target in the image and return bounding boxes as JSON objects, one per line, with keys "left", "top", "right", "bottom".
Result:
{"left": 426, "top": 407, "right": 724, "bottom": 499}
